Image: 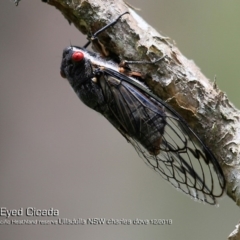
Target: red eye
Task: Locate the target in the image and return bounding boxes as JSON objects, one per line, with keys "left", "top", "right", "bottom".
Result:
{"left": 71, "top": 51, "right": 84, "bottom": 62}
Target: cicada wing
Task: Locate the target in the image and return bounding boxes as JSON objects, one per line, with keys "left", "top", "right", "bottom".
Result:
{"left": 100, "top": 69, "right": 225, "bottom": 205}
{"left": 133, "top": 114, "right": 224, "bottom": 205}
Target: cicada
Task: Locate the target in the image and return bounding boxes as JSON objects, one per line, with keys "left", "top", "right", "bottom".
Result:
{"left": 60, "top": 12, "right": 225, "bottom": 205}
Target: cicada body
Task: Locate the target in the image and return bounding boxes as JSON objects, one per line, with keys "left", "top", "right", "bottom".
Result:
{"left": 60, "top": 14, "right": 225, "bottom": 205}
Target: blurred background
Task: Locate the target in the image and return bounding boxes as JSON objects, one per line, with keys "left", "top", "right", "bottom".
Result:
{"left": 1, "top": 0, "right": 240, "bottom": 239}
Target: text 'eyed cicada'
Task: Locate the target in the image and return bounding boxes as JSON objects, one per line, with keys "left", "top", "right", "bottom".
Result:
{"left": 60, "top": 12, "right": 225, "bottom": 205}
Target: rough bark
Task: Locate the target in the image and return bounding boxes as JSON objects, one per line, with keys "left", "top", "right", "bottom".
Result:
{"left": 44, "top": 0, "right": 240, "bottom": 206}
{"left": 229, "top": 222, "right": 240, "bottom": 240}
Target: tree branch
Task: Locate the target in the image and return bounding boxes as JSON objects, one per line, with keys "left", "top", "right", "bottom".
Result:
{"left": 44, "top": 0, "right": 240, "bottom": 206}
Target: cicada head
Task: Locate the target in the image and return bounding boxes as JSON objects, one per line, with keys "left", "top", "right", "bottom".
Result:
{"left": 60, "top": 46, "right": 94, "bottom": 88}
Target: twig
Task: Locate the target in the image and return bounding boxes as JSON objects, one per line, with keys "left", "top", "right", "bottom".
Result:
{"left": 13, "top": 0, "right": 21, "bottom": 6}
{"left": 229, "top": 222, "right": 240, "bottom": 240}
{"left": 44, "top": 0, "right": 240, "bottom": 206}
